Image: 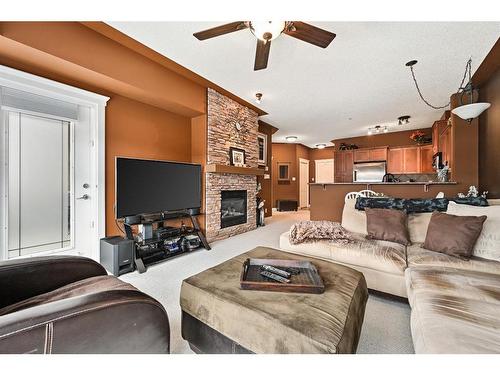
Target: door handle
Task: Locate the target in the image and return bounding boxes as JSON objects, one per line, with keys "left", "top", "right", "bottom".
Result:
{"left": 76, "top": 194, "right": 90, "bottom": 200}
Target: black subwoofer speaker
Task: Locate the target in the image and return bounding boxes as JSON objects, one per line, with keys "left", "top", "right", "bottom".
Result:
{"left": 100, "top": 236, "right": 135, "bottom": 276}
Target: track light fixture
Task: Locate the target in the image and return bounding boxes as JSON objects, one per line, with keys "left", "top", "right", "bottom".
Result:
{"left": 397, "top": 115, "right": 410, "bottom": 125}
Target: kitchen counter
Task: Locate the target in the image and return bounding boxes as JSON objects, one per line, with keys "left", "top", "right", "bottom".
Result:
{"left": 309, "top": 181, "right": 464, "bottom": 222}
{"left": 309, "top": 181, "right": 458, "bottom": 185}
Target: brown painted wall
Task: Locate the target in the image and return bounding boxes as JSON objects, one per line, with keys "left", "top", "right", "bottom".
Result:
{"left": 105, "top": 96, "right": 192, "bottom": 235}
{"left": 332, "top": 127, "right": 432, "bottom": 150}
{"left": 272, "top": 143, "right": 300, "bottom": 206}
{"left": 257, "top": 121, "right": 275, "bottom": 217}
{"left": 478, "top": 68, "right": 500, "bottom": 198}
{"left": 0, "top": 22, "right": 207, "bottom": 237}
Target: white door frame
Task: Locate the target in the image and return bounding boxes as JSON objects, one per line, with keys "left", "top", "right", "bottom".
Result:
{"left": 0, "top": 65, "right": 109, "bottom": 261}
{"left": 298, "top": 158, "right": 310, "bottom": 208}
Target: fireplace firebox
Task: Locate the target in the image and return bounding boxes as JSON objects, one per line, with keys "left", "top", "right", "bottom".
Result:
{"left": 220, "top": 190, "right": 247, "bottom": 229}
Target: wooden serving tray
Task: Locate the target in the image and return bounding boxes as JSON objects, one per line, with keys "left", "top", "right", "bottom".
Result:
{"left": 240, "top": 258, "right": 325, "bottom": 294}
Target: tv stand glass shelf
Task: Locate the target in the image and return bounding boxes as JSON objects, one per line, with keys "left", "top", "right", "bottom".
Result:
{"left": 122, "top": 211, "right": 210, "bottom": 273}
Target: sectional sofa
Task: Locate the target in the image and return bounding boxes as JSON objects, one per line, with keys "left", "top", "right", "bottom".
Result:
{"left": 279, "top": 199, "right": 500, "bottom": 353}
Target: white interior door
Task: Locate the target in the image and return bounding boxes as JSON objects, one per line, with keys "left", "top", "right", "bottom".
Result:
{"left": 315, "top": 159, "right": 335, "bottom": 183}
{"left": 299, "top": 158, "right": 310, "bottom": 208}
{"left": 2, "top": 109, "right": 93, "bottom": 259}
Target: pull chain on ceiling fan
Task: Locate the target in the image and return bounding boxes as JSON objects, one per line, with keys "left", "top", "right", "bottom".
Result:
{"left": 193, "top": 21, "right": 336, "bottom": 70}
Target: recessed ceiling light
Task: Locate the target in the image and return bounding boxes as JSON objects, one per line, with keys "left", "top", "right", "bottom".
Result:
{"left": 316, "top": 143, "right": 326, "bottom": 149}
{"left": 286, "top": 136, "right": 298, "bottom": 142}
{"left": 255, "top": 93, "right": 263, "bottom": 104}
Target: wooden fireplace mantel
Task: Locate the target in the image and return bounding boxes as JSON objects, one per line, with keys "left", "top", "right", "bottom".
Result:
{"left": 206, "top": 164, "right": 264, "bottom": 176}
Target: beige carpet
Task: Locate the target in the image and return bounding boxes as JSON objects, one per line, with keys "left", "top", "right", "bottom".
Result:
{"left": 121, "top": 210, "right": 414, "bottom": 354}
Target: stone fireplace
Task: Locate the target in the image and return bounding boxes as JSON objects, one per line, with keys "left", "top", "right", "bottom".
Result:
{"left": 221, "top": 190, "right": 247, "bottom": 228}
{"left": 205, "top": 88, "right": 259, "bottom": 242}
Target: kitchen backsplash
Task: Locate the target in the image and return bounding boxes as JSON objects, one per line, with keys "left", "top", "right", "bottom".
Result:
{"left": 393, "top": 173, "right": 438, "bottom": 182}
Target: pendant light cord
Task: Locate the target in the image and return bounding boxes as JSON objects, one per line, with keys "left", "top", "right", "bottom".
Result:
{"left": 409, "top": 58, "right": 472, "bottom": 110}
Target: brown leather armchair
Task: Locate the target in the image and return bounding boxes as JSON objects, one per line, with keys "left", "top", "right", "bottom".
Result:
{"left": 0, "top": 256, "right": 169, "bottom": 354}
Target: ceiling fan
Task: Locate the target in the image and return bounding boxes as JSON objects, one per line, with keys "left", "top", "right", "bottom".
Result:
{"left": 193, "top": 21, "right": 336, "bottom": 71}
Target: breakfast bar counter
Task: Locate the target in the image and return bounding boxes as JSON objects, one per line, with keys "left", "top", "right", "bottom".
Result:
{"left": 309, "top": 181, "right": 463, "bottom": 222}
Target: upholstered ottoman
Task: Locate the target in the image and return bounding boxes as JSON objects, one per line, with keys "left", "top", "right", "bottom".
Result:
{"left": 180, "top": 246, "right": 368, "bottom": 354}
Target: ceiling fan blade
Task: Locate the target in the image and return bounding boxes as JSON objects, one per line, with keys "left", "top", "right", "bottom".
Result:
{"left": 254, "top": 39, "right": 271, "bottom": 71}
{"left": 284, "top": 21, "right": 336, "bottom": 48}
{"left": 193, "top": 22, "right": 248, "bottom": 40}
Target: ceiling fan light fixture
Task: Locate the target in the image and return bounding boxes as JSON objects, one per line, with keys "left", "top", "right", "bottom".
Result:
{"left": 451, "top": 102, "right": 491, "bottom": 121}
{"left": 286, "top": 136, "right": 298, "bottom": 142}
{"left": 250, "top": 21, "right": 286, "bottom": 41}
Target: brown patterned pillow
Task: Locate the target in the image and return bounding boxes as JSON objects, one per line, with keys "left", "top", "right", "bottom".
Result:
{"left": 423, "top": 211, "right": 487, "bottom": 259}
{"left": 365, "top": 208, "right": 410, "bottom": 245}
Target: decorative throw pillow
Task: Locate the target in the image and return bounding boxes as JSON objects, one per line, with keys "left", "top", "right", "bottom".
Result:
{"left": 446, "top": 202, "right": 498, "bottom": 261}
{"left": 355, "top": 197, "right": 449, "bottom": 213}
{"left": 365, "top": 208, "right": 410, "bottom": 245}
{"left": 423, "top": 211, "right": 487, "bottom": 259}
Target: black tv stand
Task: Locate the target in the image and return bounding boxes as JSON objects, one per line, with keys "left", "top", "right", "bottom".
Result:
{"left": 123, "top": 211, "right": 210, "bottom": 273}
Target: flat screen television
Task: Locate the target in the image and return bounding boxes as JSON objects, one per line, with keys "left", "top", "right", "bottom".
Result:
{"left": 116, "top": 157, "right": 201, "bottom": 218}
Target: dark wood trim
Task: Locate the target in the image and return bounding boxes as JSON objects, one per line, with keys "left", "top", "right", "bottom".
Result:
{"left": 258, "top": 119, "right": 279, "bottom": 134}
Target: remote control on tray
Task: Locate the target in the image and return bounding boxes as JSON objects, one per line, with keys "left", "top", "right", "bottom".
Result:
{"left": 260, "top": 270, "right": 291, "bottom": 283}
{"left": 261, "top": 264, "right": 291, "bottom": 278}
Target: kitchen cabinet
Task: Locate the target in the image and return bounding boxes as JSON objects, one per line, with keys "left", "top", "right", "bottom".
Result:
{"left": 440, "top": 124, "right": 452, "bottom": 169}
{"left": 387, "top": 148, "right": 404, "bottom": 173}
{"left": 404, "top": 146, "right": 420, "bottom": 173}
{"left": 353, "top": 147, "right": 388, "bottom": 162}
{"left": 432, "top": 120, "right": 448, "bottom": 155}
{"left": 334, "top": 150, "right": 353, "bottom": 182}
{"left": 353, "top": 149, "right": 370, "bottom": 162}
{"left": 420, "top": 145, "right": 434, "bottom": 173}
{"left": 387, "top": 145, "right": 433, "bottom": 174}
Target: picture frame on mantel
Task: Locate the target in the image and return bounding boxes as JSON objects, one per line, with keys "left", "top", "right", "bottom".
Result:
{"left": 229, "top": 147, "right": 246, "bottom": 167}
{"left": 257, "top": 133, "right": 267, "bottom": 165}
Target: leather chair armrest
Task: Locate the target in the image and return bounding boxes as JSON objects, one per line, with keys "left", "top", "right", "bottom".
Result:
{"left": 0, "top": 289, "right": 170, "bottom": 354}
{"left": 0, "top": 256, "right": 107, "bottom": 309}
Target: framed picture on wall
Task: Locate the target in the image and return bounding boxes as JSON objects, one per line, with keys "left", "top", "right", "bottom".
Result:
{"left": 229, "top": 147, "right": 246, "bottom": 167}
{"left": 257, "top": 133, "right": 267, "bottom": 165}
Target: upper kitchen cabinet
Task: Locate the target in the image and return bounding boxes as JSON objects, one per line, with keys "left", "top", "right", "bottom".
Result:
{"left": 334, "top": 150, "right": 354, "bottom": 183}
{"left": 420, "top": 145, "right": 434, "bottom": 173}
{"left": 353, "top": 147, "right": 388, "bottom": 162}
{"left": 387, "top": 145, "right": 432, "bottom": 174}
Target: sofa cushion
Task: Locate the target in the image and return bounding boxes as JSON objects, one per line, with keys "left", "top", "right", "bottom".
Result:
{"left": 0, "top": 275, "right": 137, "bottom": 316}
{"left": 405, "top": 266, "right": 500, "bottom": 353}
{"left": 423, "top": 211, "right": 486, "bottom": 259}
{"left": 447, "top": 201, "right": 500, "bottom": 261}
{"left": 280, "top": 231, "right": 407, "bottom": 275}
{"left": 406, "top": 244, "right": 500, "bottom": 275}
{"left": 365, "top": 208, "right": 410, "bottom": 245}
{"left": 342, "top": 199, "right": 368, "bottom": 235}
{"left": 407, "top": 212, "right": 432, "bottom": 244}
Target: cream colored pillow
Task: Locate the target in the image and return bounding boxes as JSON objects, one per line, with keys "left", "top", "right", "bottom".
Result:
{"left": 407, "top": 212, "right": 432, "bottom": 244}
{"left": 341, "top": 199, "right": 367, "bottom": 235}
{"left": 446, "top": 201, "right": 500, "bottom": 261}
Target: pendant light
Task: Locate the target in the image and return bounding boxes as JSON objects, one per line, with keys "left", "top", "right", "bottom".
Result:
{"left": 406, "top": 58, "right": 490, "bottom": 122}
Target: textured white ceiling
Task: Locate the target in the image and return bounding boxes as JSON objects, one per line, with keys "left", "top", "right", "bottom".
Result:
{"left": 108, "top": 22, "right": 499, "bottom": 147}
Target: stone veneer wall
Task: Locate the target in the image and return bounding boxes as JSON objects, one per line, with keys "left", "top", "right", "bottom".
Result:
{"left": 206, "top": 88, "right": 259, "bottom": 242}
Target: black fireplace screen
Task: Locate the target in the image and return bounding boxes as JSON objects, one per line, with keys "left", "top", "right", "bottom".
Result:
{"left": 220, "top": 190, "right": 247, "bottom": 229}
